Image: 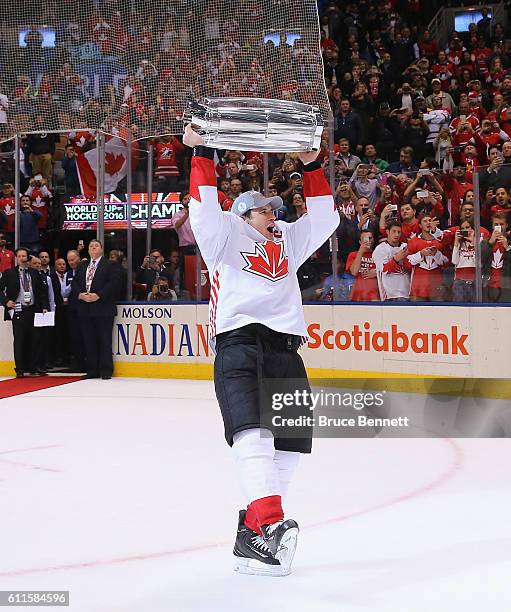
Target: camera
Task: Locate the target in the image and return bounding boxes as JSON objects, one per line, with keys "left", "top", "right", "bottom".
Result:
{"left": 362, "top": 206, "right": 369, "bottom": 214}
{"left": 158, "top": 283, "right": 170, "bottom": 293}
{"left": 149, "top": 255, "right": 157, "bottom": 265}
{"left": 389, "top": 204, "right": 398, "bottom": 212}
{"left": 460, "top": 229, "right": 470, "bottom": 238}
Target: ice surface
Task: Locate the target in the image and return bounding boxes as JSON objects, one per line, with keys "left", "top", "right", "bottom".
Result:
{"left": 1, "top": 378, "right": 510, "bottom": 611}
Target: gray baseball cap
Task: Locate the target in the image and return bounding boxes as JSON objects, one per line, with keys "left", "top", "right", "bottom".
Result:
{"left": 231, "top": 190, "right": 283, "bottom": 217}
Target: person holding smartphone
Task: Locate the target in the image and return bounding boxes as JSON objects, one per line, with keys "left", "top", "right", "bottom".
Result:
{"left": 481, "top": 213, "right": 511, "bottom": 302}
{"left": 346, "top": 231, "right": 380, "bottom": 301}
{"left": 406, "top": 214, "right": 449, "bottom": 301}
{"left": 451, "top": 219, "right": 477, "bottom": 302}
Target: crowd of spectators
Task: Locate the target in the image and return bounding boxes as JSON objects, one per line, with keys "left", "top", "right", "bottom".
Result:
{"left": 0, "top": 1, "right": 511, "bottom": 304}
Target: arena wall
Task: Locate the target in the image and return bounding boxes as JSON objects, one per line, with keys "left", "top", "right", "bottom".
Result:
{"left": 0, "top": 304, "right": 508, "bottom": 379}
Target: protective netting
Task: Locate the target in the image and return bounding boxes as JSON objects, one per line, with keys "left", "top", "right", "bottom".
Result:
{"left": 0, "top": 0, "right": 329, "bottom": 142}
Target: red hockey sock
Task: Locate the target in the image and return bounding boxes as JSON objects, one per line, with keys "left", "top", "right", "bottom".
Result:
{"left": 244, "top": 495, "right": 284, "bottom": 535}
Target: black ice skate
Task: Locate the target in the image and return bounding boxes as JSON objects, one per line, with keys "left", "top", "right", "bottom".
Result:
{"left": 233, "top": 510, "right": 289, "bottom": 577}
{"left": 261, "top": 518, "right": 299, "bottom": 575}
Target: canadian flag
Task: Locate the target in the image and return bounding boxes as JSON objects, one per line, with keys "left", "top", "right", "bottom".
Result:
{"left": 71, "top": 129, "right": 138, "bottom": 197}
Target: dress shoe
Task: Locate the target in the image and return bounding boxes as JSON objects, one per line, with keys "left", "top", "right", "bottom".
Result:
{"left": 15, "top": 372, "right": 25, "bottom": 378}
{"left": 101, "top": 375, "right": 112, "bottom": 380}
{"left": 30, "top": 370, "right": 48, "bottom": 376}
{"left": 81, "top": 373, "right": 99, "bottom": 380}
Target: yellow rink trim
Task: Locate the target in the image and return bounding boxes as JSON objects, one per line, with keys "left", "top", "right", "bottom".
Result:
{"left": 113, "top": 362, "right": 433, "bottom": 381}
{"left": 113, "top": 363, "right": 510, "bottom": 399}
{"left": 0, "top": 360, "right": 509, "bottom": 399}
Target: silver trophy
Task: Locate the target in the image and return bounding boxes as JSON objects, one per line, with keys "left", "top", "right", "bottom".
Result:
{"left": 184, "top": 97, "right": 324, "bottom": 152}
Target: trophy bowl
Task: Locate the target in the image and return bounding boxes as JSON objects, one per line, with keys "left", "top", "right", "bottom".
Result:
{"left": 184, "top": 97, "right": 324, "bottom": 152}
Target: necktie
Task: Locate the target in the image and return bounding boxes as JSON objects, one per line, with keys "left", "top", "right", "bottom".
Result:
{"left": 86, "top": 260, "right": 96, "bottom": 292}
{"left": 22, "top": 269, "right": 29, "bottom": 291}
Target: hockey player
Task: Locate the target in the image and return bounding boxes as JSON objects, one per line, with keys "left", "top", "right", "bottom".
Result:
{"left": 183, "top": 124, "right": 339, "bottom": 576}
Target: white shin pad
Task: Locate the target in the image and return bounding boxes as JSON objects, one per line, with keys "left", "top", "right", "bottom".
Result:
{"left": 232, "top": 428, "right": 300, "bottom": 505}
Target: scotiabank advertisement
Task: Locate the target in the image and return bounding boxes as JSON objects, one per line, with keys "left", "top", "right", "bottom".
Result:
{"left": 302, "top": 305, "right": 474, "bottom": 377}
{"left": 0, "top": 305, "right": 506, "bottom": 377}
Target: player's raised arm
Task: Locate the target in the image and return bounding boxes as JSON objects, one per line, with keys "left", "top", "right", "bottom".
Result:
{"left": 280, "top": 149, "right": 340, "bottom": 267}
{"left": 183, "top": 124, "right": 233, "bottom": 267}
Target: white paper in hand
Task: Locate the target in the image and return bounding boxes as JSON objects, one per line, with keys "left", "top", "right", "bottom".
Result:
{"left": 34, "top": 311, "right": 55, "bottom": 327}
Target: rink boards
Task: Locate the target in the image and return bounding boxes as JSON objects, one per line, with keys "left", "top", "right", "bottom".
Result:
{"left": 0, "top": 304, "right": 508, "bottom": 380}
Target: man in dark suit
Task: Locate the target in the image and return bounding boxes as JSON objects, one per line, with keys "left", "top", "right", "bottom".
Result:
{"left": 51, "top": 258, "right": 68, "bottom": 366}
{"left": 72, "top": 239, "right": 120, "bottom": 379}
{"left": 63, "top": 249, "right": 86, "bottom": 372}
{"left": 0, "top": 247, "right": 49, "bottom": 377}
{"left": 37, "top": 251, "right": 64, "bottom": 369}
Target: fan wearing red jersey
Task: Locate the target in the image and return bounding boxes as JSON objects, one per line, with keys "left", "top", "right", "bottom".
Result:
{"left": 0, "top": 231, "right": 14, "bottom": 273}
{"left": 346, "top": 231, "right": 380, "bottom": 301}
{"left": 442, "top": 196, "right": 490, "bottom": 259}
{"left": 153, "top": 135, "right": 185, "bottom": 192}
{"left": 407, "top": 214, "right": 449, "bottom": 301}
{"left": 481, "top": 213, "right": 511, "bottom": 302}
{"left": 451, "top": 219, "right": 477, "bottom": 302}
{"left": 25, "top": 176, "right": 52, "bottom": 230}
{"left": 183, "top": 125, "right": 339, "bottom": 577}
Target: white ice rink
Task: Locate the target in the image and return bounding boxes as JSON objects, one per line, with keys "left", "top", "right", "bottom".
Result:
{"left": 1, "top": 378, "right": 510, "bottom": 612}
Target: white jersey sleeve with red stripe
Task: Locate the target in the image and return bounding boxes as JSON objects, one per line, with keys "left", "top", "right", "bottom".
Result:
{"left": 188, "top": 155, "right": 235, "bottom": 271}
{"left": 275, "top": 164, "right": 339, "bottom": 267}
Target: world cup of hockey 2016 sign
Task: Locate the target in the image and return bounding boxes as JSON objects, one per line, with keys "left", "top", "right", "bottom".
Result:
{"left": 184, "top": 97, "right": 324, "bottom": 152}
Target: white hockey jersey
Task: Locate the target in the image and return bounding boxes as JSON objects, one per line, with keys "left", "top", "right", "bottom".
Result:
{"left": 372, "top": 241, "right": 411, "bottom": 300}
{"left": 188, "top": 155, "right": 339, "bottom": 350}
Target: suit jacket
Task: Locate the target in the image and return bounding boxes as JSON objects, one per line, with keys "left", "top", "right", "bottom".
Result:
{"left": 62, "top": 268, "right": 79, "bottom": 308}
{"left": 41, "top": 269, "right": 64, "bottom": 308}
{"left": 72, "top": 257, "right": 120, "bottom": 317}
{"left": 0, "top": 266, "right": 49, "bottom": 321}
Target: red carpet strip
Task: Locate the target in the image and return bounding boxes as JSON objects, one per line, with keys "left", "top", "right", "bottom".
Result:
{"left": 0, "top": 376, "right": 82, "bottom": 399}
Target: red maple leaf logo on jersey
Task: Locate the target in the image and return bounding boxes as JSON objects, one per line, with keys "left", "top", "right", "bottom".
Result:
{"left": 105, "top": 152, "right": 125, "bottom": 176}
{"left": 241, "top": 241, "right": 288, "bottom": 282}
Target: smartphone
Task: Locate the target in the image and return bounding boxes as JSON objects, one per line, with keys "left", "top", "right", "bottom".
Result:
{"left": 418, "top": 168, "right": 430, "bottom": 175}
{"left": 460, "top": 229, "right": 470, "bottom": 238}
{"left": 358, "top": 164, "right": 370, "bottom": 171}
{"left": 459, "top": 114, "right": 466, "bottom": 122}
{"left": 389, "top": 204, "right": 398, "bottom": 211}
{"left": 417, "top": 190, "right": 429, "bottom": 199}
{"left": 149, "top": 255, "right": 157, "bottom": 265}
{"left": 78, "top": 240, "right": 84, "bottom": 247}
{"left": 495, "top": 224, "right": 502, "bottom": 233}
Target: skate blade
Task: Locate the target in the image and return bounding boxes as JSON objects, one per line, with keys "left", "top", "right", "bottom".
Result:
{"left": 233, "top": 556, "right": 290, "bottom": 577}
{"left": 275, "top": 527, "right": 299, "bottom": 574}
